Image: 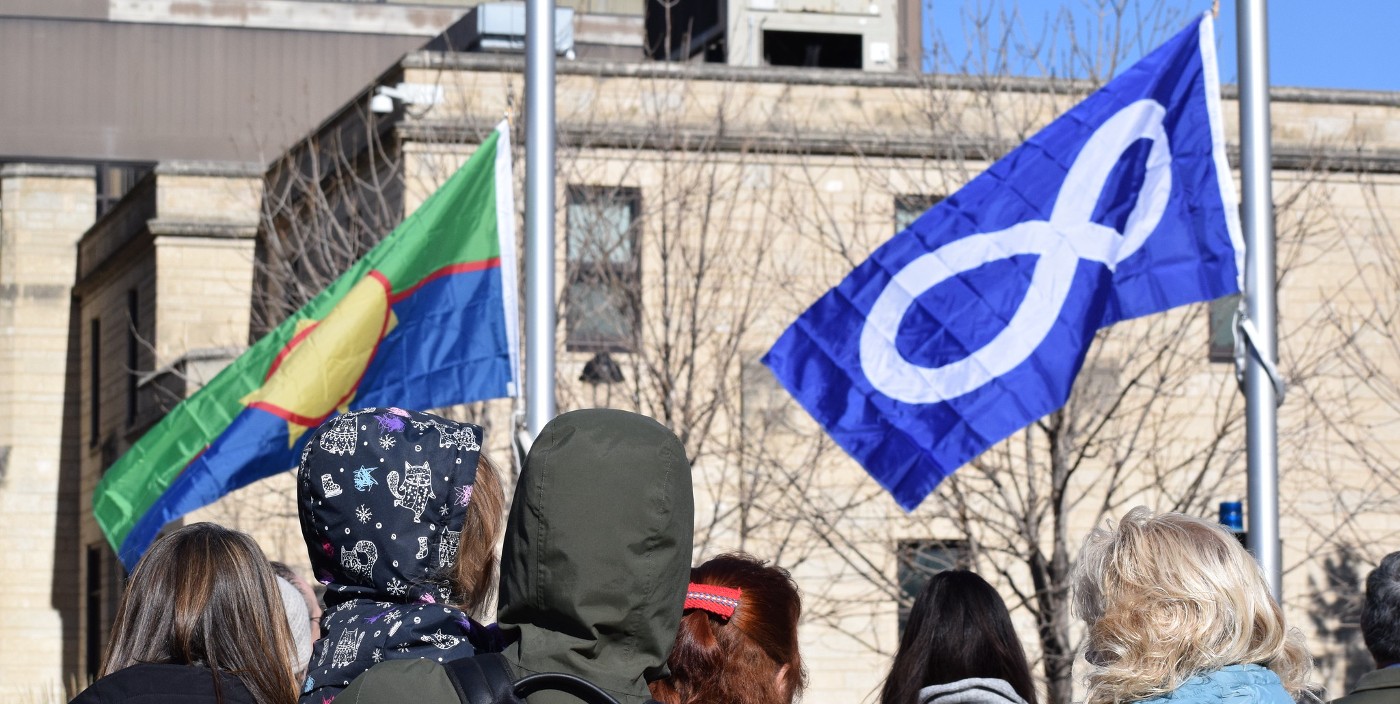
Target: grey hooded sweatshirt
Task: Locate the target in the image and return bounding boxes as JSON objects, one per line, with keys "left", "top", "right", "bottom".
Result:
{"left": 918, "top": 678, "right": 1032, "bottom": 704}
{"left": 334, "top": 409, "right": 694, "bottom": 704}
{"left": 496, "top": 408, "right": 695, "bottom": 704}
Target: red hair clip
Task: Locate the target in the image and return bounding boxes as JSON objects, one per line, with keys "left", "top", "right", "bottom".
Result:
{"left": 685, "top": 583, "right": 742, "bottom": 619}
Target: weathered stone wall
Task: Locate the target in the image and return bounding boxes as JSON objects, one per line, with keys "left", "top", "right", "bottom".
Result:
{"left": 0, "top": 164, "right": 95, "bottom": 702}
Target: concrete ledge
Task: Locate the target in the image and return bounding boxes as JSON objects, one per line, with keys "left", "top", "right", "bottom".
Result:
{"left": 0, "top": 163, "right": 95, "bottom": 179}
{"left": 136, "top": 346, "right": 244, "bottom": 387}
{"left": 155, "top": 161, "right": 265, "bottom": 178}
{"left": 109, "top": 0, "right": 464, "bottom": 37}
{"left": 147, "top": 219, "right": 259, "bottom": 238}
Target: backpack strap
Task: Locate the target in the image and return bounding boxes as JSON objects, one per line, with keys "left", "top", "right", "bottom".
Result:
{"left": 441, "top": 653, "right": 624, "bottom": 704}
{"left": 513, "top": 673, "right": 621, "bottom": 704}
{"left": 442, "top": 652, "right": 517, "bottom": 704}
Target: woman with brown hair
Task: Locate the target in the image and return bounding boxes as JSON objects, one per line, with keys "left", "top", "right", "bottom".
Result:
{"left": 70, "top": 522, "right": 299, "bottom": 704}
{"left": 649, "top": 553, "right": 805, "bottom": 704}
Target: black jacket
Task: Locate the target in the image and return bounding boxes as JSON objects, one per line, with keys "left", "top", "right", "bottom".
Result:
{"left": 70, "top": 663, "right": 257, "bottom": 704}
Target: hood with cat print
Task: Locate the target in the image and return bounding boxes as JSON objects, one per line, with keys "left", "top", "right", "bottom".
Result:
{"left": 297, "top": 407, "right": 491, "bottom": 703}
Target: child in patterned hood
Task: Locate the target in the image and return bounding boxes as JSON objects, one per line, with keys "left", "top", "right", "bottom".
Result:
{"left": 295, "top": 407, "right": 504, "bottom": 704}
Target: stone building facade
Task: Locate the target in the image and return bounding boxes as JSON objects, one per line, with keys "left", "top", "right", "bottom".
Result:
{"left": 0, "top": 165, "right": 95, "bottom": 701}
{"left": 3, "top": 49, "right": 1399, "bottom": 703}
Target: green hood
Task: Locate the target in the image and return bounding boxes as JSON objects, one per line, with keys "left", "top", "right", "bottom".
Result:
{"left": 497, "top": 409, "right": 694, "bottom": 704}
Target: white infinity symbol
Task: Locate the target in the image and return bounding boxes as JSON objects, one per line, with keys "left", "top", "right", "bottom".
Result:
{"left": 860, "top": 100, "right": 1172, "bottom": 404}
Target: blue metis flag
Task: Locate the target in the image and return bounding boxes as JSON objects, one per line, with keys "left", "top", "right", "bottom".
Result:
{"left": 763, "top": 15, "right": 1241, "bottom": 510}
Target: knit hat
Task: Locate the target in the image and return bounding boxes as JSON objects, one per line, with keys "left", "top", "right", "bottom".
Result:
{"left": 276, "top": 575, "right": 314, "bottom": 677}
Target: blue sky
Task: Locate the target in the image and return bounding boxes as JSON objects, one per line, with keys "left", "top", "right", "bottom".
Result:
{"left": 924, "top": 1, "right": 1400, "bottom": 92}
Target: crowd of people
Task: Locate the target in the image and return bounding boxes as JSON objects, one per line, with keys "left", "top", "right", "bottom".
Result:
{"left": 69, "top": 407, "right": 1400, "bottom": 704}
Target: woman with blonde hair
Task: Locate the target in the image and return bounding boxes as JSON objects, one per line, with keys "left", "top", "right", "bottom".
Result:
{"left": 1073, "top": 507, "right": 1313, "bottom": 704}
{"left": 70, "top": 522, "right": 298, "bottom": 704}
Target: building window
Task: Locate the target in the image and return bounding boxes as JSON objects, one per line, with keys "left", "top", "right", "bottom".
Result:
{"left": 896, "top": 539, "right": 966, "bottom": 635}
{"left": 85, "top": 542, "right": 127, "bottom": 678}
{"left": 89, "top": 317, "right": 100, "bottom": 447}
{"left": 95, "top": 163, "right": 152, "bottom": 218}
{"left": 644, "top": 0, "right": 725, "bottom": 62}
{"left": 763, "top": 30, "right": 862, "bottom": 69}
{"left": 126, "top": 289, "right": 140, "bottom": 426}
{"left": 107, "top": 551, "right": 127, "bottom": 644}
{"left": 741, "top": 356, "right": 793, "bottom": 433}
{"left": 85, "top": 544, "right": 102, "bottom": 679}
{"left": 566, "top": 186, "right": 641, "bottom": 352}
{"left": 894, "top": 194, "right": 943, "bottom": 233}
{"left": 1208, "top": 293, "right": 1240, "bottom": 363}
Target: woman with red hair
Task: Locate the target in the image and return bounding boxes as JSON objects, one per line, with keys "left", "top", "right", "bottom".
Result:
{"left": 650, "top": 553, "right": 806, "bottom": 704}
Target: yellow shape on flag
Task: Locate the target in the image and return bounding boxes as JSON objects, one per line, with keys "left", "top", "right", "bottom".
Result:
{"left": 241, "top": 273, "right": 398, "bottom": 438}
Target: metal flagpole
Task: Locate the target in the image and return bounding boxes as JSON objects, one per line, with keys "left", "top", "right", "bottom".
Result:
{"left": 524, "top": 0, "right": 557, "bottom": 440}
{"left": 1237, "top": 0, "right": 1283, "bottom": 599}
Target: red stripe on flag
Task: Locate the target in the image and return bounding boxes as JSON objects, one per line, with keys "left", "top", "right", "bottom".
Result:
{"left": 265, "top": 321, "right": 320, "bottom": 381}
{"left": 390, "top": 258, "right": 501, "bottom": 304}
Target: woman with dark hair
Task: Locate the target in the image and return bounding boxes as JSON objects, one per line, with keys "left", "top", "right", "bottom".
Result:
{"left": 650, "top": 553, "right": 805, "bottom": 704}
{"left": 880, "top": 570, "right": 1037, "bottom": 704}
{"left": 70, "top": 522, "right": 299, "bottom": 704}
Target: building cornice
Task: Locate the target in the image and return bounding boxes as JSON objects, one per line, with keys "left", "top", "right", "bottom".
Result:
{"left": 147, "top": 220, "right": 260, "bottom": 239}
{"left": 155, "top": 161, "right": 265, "bottom": 178}
{"left": 0, "top": 163, "right": 96, "bottom": 179}
{"left": 402, "top": 52, "right": 1400, "bottom": 107}
{"left": 107, "top": 0, "right": 466, "bottom": 37}
{"left": 401, "top": 120, "right": 1400, "bottom": 174}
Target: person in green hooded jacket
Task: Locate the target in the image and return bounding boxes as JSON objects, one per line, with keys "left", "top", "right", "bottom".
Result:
{"left": 1332, "top": 551, "right": 1400, "bottom": 704}
{"left": 336, "top": 408, "right": 695, "bottom": 704}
